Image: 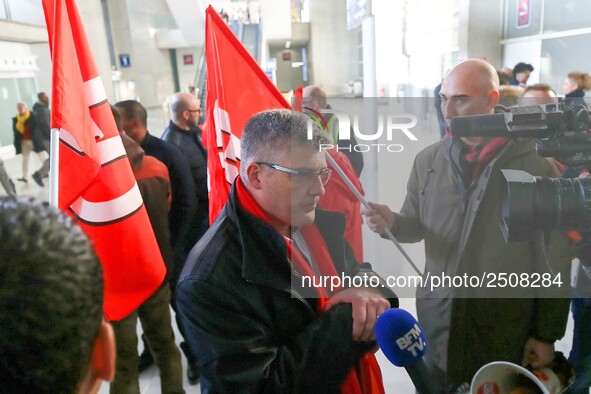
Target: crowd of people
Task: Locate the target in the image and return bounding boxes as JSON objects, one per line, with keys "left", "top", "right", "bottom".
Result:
{"left": 1, "top": 57, "right": 590, "bottom": 394}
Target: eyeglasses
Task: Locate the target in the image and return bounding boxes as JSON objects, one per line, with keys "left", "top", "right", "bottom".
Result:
{"left": 257, "top": 162, "right": 332, "bottom": 185}
{"left": 186, "top": 109, "right": 201, "bottom": 113}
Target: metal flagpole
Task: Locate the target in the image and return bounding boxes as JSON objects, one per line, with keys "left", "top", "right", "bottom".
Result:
{"left": 48, "top": 128, "right": 60, "bottom": 207}
{"left": 325, "top": 152, "right": 422, "bottom": 276}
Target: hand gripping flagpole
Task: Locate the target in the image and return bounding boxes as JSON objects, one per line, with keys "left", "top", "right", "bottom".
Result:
{"left": 48, "top": 128, "right": 60, "bottom": 207}
{"left": 324, "top": 152, "right": 422, "bottom": 276}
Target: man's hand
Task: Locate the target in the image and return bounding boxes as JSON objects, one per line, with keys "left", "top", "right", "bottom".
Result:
{"left": 521, "top": 337, "right": 555, "bottom": 369}
{"left": 361, "top": 202, "right": 396, "bottom": 235}
{"left": 325, "top": 288, "right": 390, "bottom": 342}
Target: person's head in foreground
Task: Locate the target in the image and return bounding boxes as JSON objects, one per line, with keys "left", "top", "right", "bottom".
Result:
{"left": 0, "top": 196, "right": 115, "bottom": 394}
{"left": 240, "top": 109, "right": 331, "bottom": 235}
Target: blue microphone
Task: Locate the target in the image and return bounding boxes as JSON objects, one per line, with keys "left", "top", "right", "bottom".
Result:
{"left": 375, "top": 308, "right": 439, "bottom": 394}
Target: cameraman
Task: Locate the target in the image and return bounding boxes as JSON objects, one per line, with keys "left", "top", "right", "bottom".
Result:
{"left": 363, "top": 59, "right": 571, "bottom": 390}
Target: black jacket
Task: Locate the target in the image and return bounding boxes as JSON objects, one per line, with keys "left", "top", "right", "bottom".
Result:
{"left": 140, "top": 132, "right": 196, "bottom": 279}
{"left": 176, "top": 184, "right": 398, "bottom": 393}
{"left": 162, "top": 121, "right": 209, "bottom": 247}
{"left": 565, "top": 89, "right": 586, "bottom": 106}
{"left": 32, "top": 102, "right": 51, "bottom": 141}
{"left": 12, "top": 112, "right": 45, "bottom": 154}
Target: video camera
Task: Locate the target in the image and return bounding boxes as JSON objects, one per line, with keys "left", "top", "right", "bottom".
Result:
{"left": 449, "top": 102, "right": 591, "bottom": 242}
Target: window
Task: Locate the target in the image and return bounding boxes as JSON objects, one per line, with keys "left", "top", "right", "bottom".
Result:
{"left": 0, "top": 77, "right": 37, "bottom": 147}
{"left": 543, "top": 0, "right": 591, "bottom": 33}
{"left": 5, "top": 0, "right": 45, "bottom": 26}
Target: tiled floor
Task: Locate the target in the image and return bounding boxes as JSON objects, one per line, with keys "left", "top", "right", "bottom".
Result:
{"left": 0, "top": 139, "right": 580, "bottom": 394}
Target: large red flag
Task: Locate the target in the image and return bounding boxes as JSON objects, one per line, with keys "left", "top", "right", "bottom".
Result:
{"left": 42, "top": 0, "right": 165, "bottom": 321}
{"left": 204, "top": 6, "right": 385, "bottom": 393}
{"left": 205, "top": 5, "right": 290, "bottom": 223}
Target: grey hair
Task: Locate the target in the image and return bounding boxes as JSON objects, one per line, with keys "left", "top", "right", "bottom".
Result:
{"left": 240, "top": 109, "right": 329, "bottom": 180}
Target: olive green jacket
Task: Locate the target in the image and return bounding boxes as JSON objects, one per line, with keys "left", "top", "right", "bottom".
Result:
{"left": 393, "top": 137, "right": 571, "bottom": 386}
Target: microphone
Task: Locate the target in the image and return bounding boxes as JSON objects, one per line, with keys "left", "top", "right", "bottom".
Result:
{"left": 375, "top": 308, "right": 439, "bottom": 394}
{"left": 449, "top": 113, "right": 510, "bottom": 137}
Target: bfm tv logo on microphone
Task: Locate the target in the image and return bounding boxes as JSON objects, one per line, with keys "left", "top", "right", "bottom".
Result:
{"left": 305, "top": 108, "right": 419, "bottom": 153}
{"left": 396, "top": 323, "right": 425, "bottom": 357}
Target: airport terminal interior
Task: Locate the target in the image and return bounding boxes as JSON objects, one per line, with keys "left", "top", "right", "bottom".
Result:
{"left": 1, "top": 0, "right": 590, "bottom": 392}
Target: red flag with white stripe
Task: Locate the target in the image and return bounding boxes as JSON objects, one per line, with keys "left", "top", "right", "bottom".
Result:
{"left": 42, "top": 0, "right": 165, "bottom": 321}
{"left": 205, "top": 5, "right": 290, "bottom": 223}
{"left": 204, "top": 8, "right": 385, "bottom": 391}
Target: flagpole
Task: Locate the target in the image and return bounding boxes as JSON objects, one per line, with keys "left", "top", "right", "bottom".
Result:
{"left": 324, "top": 152, "right": 422, "bottom": 276}
{"left": 48, "top": 128, "right": 59, "bottom": 207}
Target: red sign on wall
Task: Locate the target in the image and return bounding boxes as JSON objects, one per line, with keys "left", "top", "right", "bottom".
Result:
{"left": 183, "top": 54, "right": 194, "bottom": 65}
{"left": 517, "top": 0, "right": 531, "bottom": 28}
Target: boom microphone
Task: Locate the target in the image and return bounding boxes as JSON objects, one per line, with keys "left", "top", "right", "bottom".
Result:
{"left": 375, "top": 308, "right": 439, "bottom": 394}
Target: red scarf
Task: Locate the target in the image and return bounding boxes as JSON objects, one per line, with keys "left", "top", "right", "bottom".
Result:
{"left": 463, "top": 137, "right": 509, "bottom": 180}
{"left": 235, "top": 177, "right": 385, "bottom": 394}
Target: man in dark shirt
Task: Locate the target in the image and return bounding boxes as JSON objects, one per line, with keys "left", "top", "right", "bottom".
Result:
{"left": 162, "top": 92, "right": 209, "bottom": 251}
{"left": 32, "top": 92, "right": 51, "bottom": 187}
{"left": 114, "top": 100, "right": 196, "bottom": 282}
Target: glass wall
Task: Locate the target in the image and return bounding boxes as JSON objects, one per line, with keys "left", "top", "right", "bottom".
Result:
{"left": 503, "top": 0, "right": 591, "bottom": 92}
{"left": 543, "top": 0, "right": 591, "bottom": 33}
{"left": 4, "top": 0, "right": 44, "bottom": 25}
{"left": 0, "top": 77, "right": 37, "bottom": 147}
{"left": 540, "top": 34, "right": 591, "bottom": 96}
{"left": 0, "top": 2, "right": 7, "bottom": 20}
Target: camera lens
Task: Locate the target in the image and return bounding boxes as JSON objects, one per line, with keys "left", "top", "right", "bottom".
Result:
{"left": 500, "top": 169, "right": 591, "bottom": 241}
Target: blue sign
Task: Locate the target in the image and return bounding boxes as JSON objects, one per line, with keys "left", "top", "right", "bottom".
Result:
{"left": 119, "top": 54, "right": 131, "bottom": 68}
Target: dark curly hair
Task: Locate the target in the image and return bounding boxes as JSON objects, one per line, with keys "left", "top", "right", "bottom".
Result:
{"left": 0, "top": 197, "right": 103, "bottom": 394}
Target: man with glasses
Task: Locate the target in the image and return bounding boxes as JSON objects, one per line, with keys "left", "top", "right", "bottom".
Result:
{"left": 162, "top": 92, "right": 207, "bottom": 384}
{"left": 163, "top": 93, "right": 208, "bottom": 250}
{"left": 175, "top": 109, "right": 397, "bottom": 393}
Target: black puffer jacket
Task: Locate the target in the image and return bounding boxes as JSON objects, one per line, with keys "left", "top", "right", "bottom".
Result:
{"left": 176, "top": 183, "right": 398, "bottom": 393}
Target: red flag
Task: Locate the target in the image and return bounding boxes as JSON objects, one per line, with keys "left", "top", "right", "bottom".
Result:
{"left": 205, "top": 6, "right": 290, "bottom": 223}
{"left": 42, "top": 0, "right": 165, "bottom": 321}
{"left": 318, "top": 149, "right": 365, "bottom": 262}
{"left": 204, "top": 6, "right": 384, "bottom": 393}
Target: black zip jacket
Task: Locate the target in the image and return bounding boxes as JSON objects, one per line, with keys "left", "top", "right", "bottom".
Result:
{"left": 176, "top": 184, "right": 398, "bottom": 393}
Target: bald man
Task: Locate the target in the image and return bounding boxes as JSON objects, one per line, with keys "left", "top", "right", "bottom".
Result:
{"left": 363, "top": 59, "right": 571, "bottom": 389}
{"left": 161, "top": 92, "right": 207, "bottom": 384}
{"left": 162, "top": 92, "right": 208, "bottom": 252}
{"left": 302, "top": 85, "right": 364, "bottom": 175}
